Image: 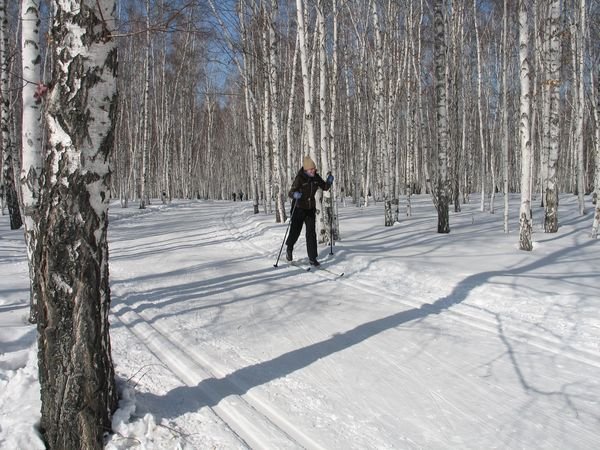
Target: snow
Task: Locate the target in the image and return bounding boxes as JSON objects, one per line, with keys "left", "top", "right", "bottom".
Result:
{"left": 1, "top": 194, "right": 599, "bottom": 449}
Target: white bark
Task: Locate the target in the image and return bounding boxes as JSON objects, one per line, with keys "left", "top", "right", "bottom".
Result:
{"left": 473, "top": 0, "right": 486, "bottom": 213}
{"left": 296, "top": 0, "right": 316, "bottom": 158}
{"left": 518, "top": 0, "right": 533, "bottom": 251}
{"left": 1, "top": 0, "right": 22, "bottom": 229}
{"left": 317, "top": 0, "right": 329, "bottom": 243}
{"left": 20, "top": 0, "right": 43, "bottom": 323}
{"left": 544, "top": 0, "right": 560, "bottom": 233}
{"left": 575, "top": 0, "right": 585, "bottom": 215}
{"left": 38, "top": 0, "right": 118, "bottom": 446}
{"left": 372, "top": 1, "right": 392, "bottom": 226}
{"left": 434, "top": 0, "right": 449, "bottom": 233}
{"left": 269, "top": 0, "right": 285, "bottom": 222}
{"left": 329, "top": 0, "right": 340, "bottom": 240}
{"left": 140, "top": 0, "right": 150, "bottom": 208}
{"left": 592, "top": 62, "right": 600, "bottom": 238}
{"left": 502, "top": 0, "right": 509, "bottom": 233}
{"left": 286, "top": 34, "right": 299, "bottom": 187}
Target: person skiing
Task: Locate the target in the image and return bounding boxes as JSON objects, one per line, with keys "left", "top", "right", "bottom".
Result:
{"left": 286, "top": 155, "right": 334, "bottom": 266}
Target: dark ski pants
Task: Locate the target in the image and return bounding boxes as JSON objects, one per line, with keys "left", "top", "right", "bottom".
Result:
{"left": 286, "top": 207, "right": 318, "bottom": 260}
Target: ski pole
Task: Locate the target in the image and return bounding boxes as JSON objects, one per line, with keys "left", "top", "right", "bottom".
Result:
{"left": 328, "top": 171, "right": 334, "bottom": 256}
{"left": 329, "top": 206, "right": 334, "bottom": 255}
{"left": 273, "top": 200, "right": 297, "bottom": 267}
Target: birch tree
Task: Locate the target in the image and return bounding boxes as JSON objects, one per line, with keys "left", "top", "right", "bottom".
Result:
{"left": 518, "top": 0, "right": 533, "bottom": 251}
{"left": 139, "top": 0, "right": 151, "bottom": 209}
{"left": 317, "top": 0, "right": 331, "bottom": 242}
{"left": 473, "top": 0, "right": 486, "bottom": 213}
{"left": 20, "top": 0, "right": 43, "bottom": 323}
{"left": 269, "top": 0, "right": 286, "bottom": 223}
{"left": 1, "top": 0, "right": 22, "bottom": 230}
{"left": 371, "top": 0, "right": 392, "bottom": 226}
{"left": 36, "top": 0, "right": 118, "bottom": 447}
{"left": 434, "top": 0, "right": 450, "bottom": 233}
{"left": 575, "top": 0, "right": 585, "bottom": 215}
{"left": 544, "top": 0, "right": 560, "bottom": 232}
{"left": 502, "top": 0, "right": 509, "bottom": 233}
{"left": 296, "top": 0, "right": 316, "bottom": 160}
{"left": 592, "top": 61, "right": 600, "bottom": 238}
{"left": 329, "top": 0, "right": 340, "bottom": 240}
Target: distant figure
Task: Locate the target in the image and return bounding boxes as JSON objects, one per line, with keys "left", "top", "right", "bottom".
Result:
{"left": 238, "top": 191, "right": 244, "bottom": 201}
{"left": 232, "top": 192, "right": 237, "bottom": 201}
{"left": 161, "top": 191, "right": 167, "bottom": 204}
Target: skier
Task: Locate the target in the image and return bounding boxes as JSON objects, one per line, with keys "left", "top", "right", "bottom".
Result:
{"left": 286, "top": 155, "right": 334, "bottom": 266}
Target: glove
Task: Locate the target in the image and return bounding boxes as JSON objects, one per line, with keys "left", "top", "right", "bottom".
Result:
{"left": 292, "top": 191, "right": 302, "bottom": 200}
{"left": 326, "top": 174, "right": 334, "bottom": 184}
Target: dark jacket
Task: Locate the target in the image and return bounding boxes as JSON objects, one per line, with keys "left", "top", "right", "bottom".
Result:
{"left": 288, "top": 167, "right": 331, "bottom": 210}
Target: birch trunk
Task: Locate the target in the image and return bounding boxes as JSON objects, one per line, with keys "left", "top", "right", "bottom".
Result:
{"left": 592, "top": 61, "right": 600, "bottom": 238}
{"left": 139, "top": 0, "right": 150, "bottom": 208}
{"left": 406, "top": 1, "right": 415, "bottom": 218}
{"left": 473, "top": 0, "right": 486, "bottom": 212}
{"left": 502, "top": 0, "right": 509, "bottom": 232}
{"left": 37, "top": 0, "right": 118, "bottom": 447}
{"left": 329, "top": 0, "right": 340, "bottom": 240}
{"left": 518, "top": 0, "right": 533, "bottom": 251}
{"left": 317, "top": 0, "right": 331, "bottom": 243}
{"left": 261, "top": 22, "right": 272, "bottom": 215}
{"left": 269, "top": 0, "right": 285, "bottom": 223}
{"left": 575, "top": 0, "right": 585, "bottom": 215}
{"left": 296, "top": 0, "right": 316, "bottom": 158}
{"left": 20, "top": 0, "right": 43, "bottom": 323}
{"left": 1, "top": 0, "right": 22, "bottom": 230}
{"left": 372, "top": 1, "right": 392, "bottom": 226}
{"left": 544, "top": 0, "right": 560, "bottom": 233}
{"left": 434, "top": 0, "right": 450, "bottom": 233}
{"left": 286, "top": 34, "right": 299, "bottom": 187}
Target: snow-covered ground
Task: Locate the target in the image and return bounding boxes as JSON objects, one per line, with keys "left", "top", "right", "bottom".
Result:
{"left": 1, "top": 194, "right": 599, "bottom": 449}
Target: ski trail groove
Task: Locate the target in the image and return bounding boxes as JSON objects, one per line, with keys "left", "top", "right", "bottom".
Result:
{"left": 224, "top": 204, "right": 600, "bottom": 370}
{"left": 113, "top": 303, "right": 325, "bottom": 450}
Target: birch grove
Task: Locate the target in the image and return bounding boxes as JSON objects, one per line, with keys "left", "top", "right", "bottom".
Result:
{"left": 0, "top": 0, "right": 598, "bottom": 442}
{"left": 3, "top": 0, "right": 599, "bottom": 242}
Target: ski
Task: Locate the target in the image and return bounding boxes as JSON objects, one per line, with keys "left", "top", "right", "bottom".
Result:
{"left": 287, "top": 261, "right": 311, "bottom": 271}
{"left": 314, "top": 265, "right": 344, "bottom": 278}
{"left": 278, "top": 260, "right": 343, "bottom": 278}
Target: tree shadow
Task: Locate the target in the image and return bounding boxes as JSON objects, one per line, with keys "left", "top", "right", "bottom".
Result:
{"left": 136, "top": 237, "right": 599, "bottom": 422}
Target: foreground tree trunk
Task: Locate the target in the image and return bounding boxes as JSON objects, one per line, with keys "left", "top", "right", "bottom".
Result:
{"left": 37, "top": 1, "right": 118, "bottom": 448}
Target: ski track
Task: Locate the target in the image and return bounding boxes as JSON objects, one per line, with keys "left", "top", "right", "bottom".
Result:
{"left": 113, "top": 303, "right": 325, "bottom": 450}
{"left": 220, "top": 205, "right": 538, "bottom": 446}
{"left": 109, "top": 201, "right": 599, "bottom": 449}
{"left": 223, "top": 204, "right": 600, "bottom": 371}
